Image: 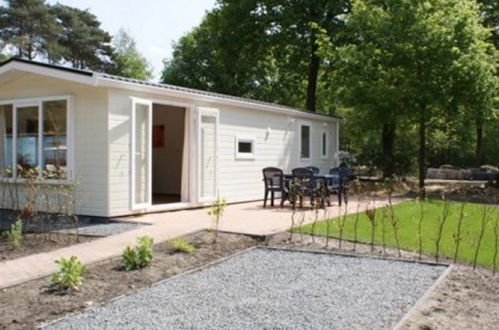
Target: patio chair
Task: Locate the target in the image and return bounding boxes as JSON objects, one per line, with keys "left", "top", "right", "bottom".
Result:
{"left": 291, "top": 168, "right": 325, "bottom": 208}
{"left": 330, "top": 166, "right": 350, "bottom": 205}
{"left": 305, "top": 166, "right": 320, "bottom": 174}
{"left": 262, "top": 167, "right": 287, "bottom": 207}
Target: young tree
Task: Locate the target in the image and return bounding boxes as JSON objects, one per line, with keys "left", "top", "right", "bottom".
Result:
{"left": 52, "top": 4, "right": 113, "bottom": 70}
{"left": 109, "top": 29, "right": 153, "bottom": 80}
{"left": 0, "top": 0, "right": 59, "bottom": 60}
{"left": 320, "top": 0, "right": 497, "bottom": 193}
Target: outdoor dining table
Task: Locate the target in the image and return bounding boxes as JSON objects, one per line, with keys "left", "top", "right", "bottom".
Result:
{"left": 283, "top": 173, "right": 343, "bottom": 206}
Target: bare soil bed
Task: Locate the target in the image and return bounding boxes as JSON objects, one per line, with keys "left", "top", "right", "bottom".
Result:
{"left": 0, "top": 233, "right": 94, "bottom": 262}
{"left": 0, "top": 231, "right": 258, "bottom": 330}
{"left": 1, "top": 230, "right": 498, "bottom": 330}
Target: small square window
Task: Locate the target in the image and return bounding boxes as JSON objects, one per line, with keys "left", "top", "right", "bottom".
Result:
{"left": 235, "top": 136, "right": 255, "bottom": 160}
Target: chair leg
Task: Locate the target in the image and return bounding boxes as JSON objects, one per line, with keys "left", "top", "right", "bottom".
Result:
{"left": 271, "top": 190, "right": 275, "bottom": 207}
{"left": 264, "top": 189, "right": 268, "bottom": 207}
{"left": 343, "top": 189, "right": 348, "bottom": 205}
{"left": 338, "top": 190, "right": 342, "bottom": 206}
{"left": 280, "top": 191, "right": 286, "bottom": 208}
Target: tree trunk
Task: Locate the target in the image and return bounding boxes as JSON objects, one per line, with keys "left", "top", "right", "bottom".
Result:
{"left": 381, "top": 121, "right": 396, "bottom": 178}
{"left": 306, "top": 30, "right": 319, "bottom": 113}
{"left": 418, "top": 108, "right": 427, "bottom": 199}
{"left": 475, "top": 117, "right": 484, "bottom": 166}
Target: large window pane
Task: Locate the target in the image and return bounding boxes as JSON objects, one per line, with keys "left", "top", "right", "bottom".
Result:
{"left": 301, "top": 125, "right": 310, "bottom": 159}
{"left": 16, "top": 105, "right": 38, "bottom": 176}
{"left": 0, "top": 104, "right": 13, "bottom": 176}
{"left": 43, "top": 100, "right": 67, "bottom": 178}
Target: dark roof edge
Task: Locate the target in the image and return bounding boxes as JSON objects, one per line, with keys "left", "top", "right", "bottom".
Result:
{"left": 0, "top": 57, "right": 93, "bottom": 77}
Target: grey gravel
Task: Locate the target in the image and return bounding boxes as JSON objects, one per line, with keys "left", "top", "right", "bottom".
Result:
{"left": 56, "top": 222, "right": 146, "bottom": 237}
{"left": 44, "top": 248, "right": 447, "bottom": 330}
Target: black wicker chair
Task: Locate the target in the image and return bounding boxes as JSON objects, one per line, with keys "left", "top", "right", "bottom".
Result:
{"left": 291, "top": 167, "right": 324, "bottom": 208}
{"left": 262, "top": 167, "right": 287, "bottom": 207}
{"left": 329, "top": 166, "right": 350, "bottom": 205}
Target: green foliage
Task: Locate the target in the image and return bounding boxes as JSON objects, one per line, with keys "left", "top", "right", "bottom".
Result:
{"left": 50, "top": 256, "right": 86, "bottom": 291}
{"left": 109, "top": 29, "right": 153, "bottom": 80}
{"left": 0, "top": 0, "right": 60, "bottom": 60}
{"left": 162, "top": 0, "right": 349, "bottom": 112}
{"left": 5, "top": 217, "right": 22, "bottom": 249}
{"left": 168, "top": 238, "right": 195, "bottom": 254}
{"left": 299, "top": 200, "right": 498, "bottom": 268}
{"left": 121, "top": 236, "right": 154, "bottom": 271}
{"left": 208, "top": 198, "right": 226, "bottom": 242}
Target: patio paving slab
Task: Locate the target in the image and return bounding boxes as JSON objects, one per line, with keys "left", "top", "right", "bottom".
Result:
{"left": 44, "top": 248, "right": 448, "bottom": 330}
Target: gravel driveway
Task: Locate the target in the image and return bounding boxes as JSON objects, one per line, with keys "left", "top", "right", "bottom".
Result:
{"left": 44, "top": 248, "right": 447, "bottom": 330}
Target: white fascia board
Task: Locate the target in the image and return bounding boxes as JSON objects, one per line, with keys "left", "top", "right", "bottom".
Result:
{"left": 96, "top": 76, "right": 340, "bottom": 123}
{"left": 0, "top": 62, "right": 98, "bottom": 86}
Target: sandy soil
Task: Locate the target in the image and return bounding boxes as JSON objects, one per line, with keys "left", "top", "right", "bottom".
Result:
{"left": 0, "top": 231, "right": 258, "bottom": 330}
{"left": 0, "top": 233, "right": 93, "bottom": 262}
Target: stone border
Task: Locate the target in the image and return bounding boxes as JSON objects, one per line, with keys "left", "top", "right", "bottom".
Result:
{"left": 392, "top": 264, "right": 454, "bottom": 330}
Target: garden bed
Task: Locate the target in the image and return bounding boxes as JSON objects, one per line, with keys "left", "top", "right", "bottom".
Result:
{"left": 0, "top": 231, "right": 258, "bottom": 330}
{"left": 0, "top": 233, "right": 94, "bottom": 262}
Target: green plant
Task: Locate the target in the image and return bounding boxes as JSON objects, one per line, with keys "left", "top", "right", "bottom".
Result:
{"left": 50, "top": 256, "right": 86, "bottom": 291}
{"left": 121, "top": 236, "right": 154, "bottom": 270}
{"left": 365, "top": 206, "right": 377, "bottom": 252}
{"left": 337, "top": 205, "right": 348, "bottom": 250}
{"left": 208, "top": 198, "right": 226, "bottom": 242}
{"left": 473, "top": 205, "right": 493, "bottom": 270}
{"left": 493, "top": 214, "right": 499, "bottom": 275}
{"left": 453, "top": 202, "right": 467, "bottom": 263}
{"left": 5, "top": 217, "right": 22, "bottom": 249}
{"left": 434, "top": 198, "right": 450, "bottom": 263}
{"left": 169, "top": 238, "right": 195, "bottom": 254}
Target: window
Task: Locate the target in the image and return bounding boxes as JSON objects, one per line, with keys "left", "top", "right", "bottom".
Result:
{"left": 235, "top": 136, "right": 255, "bottom": 160}
{"left": 300, "top": 124, "right": 311, "bottom": 160}
{"left": 321, "top": 131, "right": 328, "bottom": 159}
{"left": 0, "top": 97, "right": 71, "bottom": 180}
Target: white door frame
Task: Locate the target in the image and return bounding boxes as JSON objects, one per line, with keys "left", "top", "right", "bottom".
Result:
{"left": 130, "top": 97, "right": 153, "bottom": 210}
{"left": 197, "top": 106, "right": 219, "bottom": 202}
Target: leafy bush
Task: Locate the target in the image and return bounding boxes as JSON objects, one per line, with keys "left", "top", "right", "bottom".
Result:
{"left": 169, "top": 238, "right": 195, "bottom": 254}
{"left": 51, "top": 256, "right": 86, "bottom": 291}
{"left": 122, "top": 236, "right": 154, "bottom": 270}
{"left": 5, "top": 218, "right": 22, "bottom": 249}
{"left": 208, "top": 198, "right": 226, "bottom": 242}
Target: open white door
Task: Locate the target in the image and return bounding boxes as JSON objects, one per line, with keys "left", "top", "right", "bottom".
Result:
{"left": 198, "top": 107, "right": 219, "bottom": 202}
{"left": 130, "top": 98, "right": 152, "bottom": 210}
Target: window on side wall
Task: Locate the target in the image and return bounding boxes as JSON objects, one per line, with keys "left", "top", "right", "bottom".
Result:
{"left": 235, "top": 136, "right": 255, "bottom": 160}
{"left": 300, "top": 124, "right": 311, "bottom": 160}
{"left": 321, "top": 130, "right": 328, "bottom": 159}
{"left": 0, "top": 98, "right": 70, "bottom": 180}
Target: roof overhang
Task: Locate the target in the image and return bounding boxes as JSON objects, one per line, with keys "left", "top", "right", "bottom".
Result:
{"left": 0, "top": 58, "right": 342, "bottom": 123}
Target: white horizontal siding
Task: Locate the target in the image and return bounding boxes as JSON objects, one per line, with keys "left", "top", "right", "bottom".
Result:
{"left": 0, "top": 73, "right": 109, "bottom": 216}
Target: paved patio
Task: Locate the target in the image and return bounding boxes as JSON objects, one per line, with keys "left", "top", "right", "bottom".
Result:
{"left": 0, "top": 198, "right": 400, "bottom": 289}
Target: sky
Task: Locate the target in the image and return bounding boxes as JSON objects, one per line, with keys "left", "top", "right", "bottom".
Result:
{"left": 44, "top": 0, "right": 217, "bottom": 80}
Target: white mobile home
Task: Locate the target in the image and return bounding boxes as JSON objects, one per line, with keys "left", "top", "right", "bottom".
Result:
{"left": 0, "top": 59, "right": 341, "bottom": 217}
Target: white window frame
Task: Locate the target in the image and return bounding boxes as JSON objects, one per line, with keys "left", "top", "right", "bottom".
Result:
{"left": 321, "top": 130, "right": 329, "bottom": 159}
{"left": 0, "top": 95, "right": 74, "bottom": 183}
{"left": 235, "top": 135, "right": 255, "bottom": 160}
{"left": 299, "top": 122, "right": 312, "bottom": 161}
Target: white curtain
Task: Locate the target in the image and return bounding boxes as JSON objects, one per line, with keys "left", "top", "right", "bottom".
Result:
{"left": 180, "top": 108, "right": 191, "bottom": 202}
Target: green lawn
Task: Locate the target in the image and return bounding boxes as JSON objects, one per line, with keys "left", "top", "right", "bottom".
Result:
{"left": 298, "top": 199, "right": 499, "bottom": 268}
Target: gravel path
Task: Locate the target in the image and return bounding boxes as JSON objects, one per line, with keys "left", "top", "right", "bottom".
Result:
{"left": 44, "top": 248, "right": 447, "bottom": 330}
{"left": 56, "top": 222, "right": 146, "bottom": 237}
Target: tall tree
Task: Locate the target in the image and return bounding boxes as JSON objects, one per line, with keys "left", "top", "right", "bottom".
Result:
{"left": 109, "top": 29, "right": 153, "bottom": 80}
{"left": 0, "top": 0, "right": 59, "bottom": 60}
{"left": 52, "top": 4, "right": 113, "bottom": 70}
{"left": 320, "top": 0, "right": 497, "bottom": 194}
{"left": 162, "top": 0, "right": 349, "bottom": 112}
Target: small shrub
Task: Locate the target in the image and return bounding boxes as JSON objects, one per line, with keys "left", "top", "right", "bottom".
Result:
{"left": 169, "top": 238, "right": 195, "bottom": 254}
{"left": 208, "top": 198, "right": 226, "bottom": 243}
{"left": 5, "top": 218, "right": 22, "bottom": 249}
{"left": 122, "top": 236, "right": 154, "bottom": 271}
{"left": 51, "top": 256, "right": 86, "bottom": 291}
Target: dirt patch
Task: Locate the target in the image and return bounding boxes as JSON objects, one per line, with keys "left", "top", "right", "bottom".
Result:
{"left": 0, "top": 234, "right": 94, "bottom": 262}
{"left": 0, "top": 231, "right": 258, "bottom": 330}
